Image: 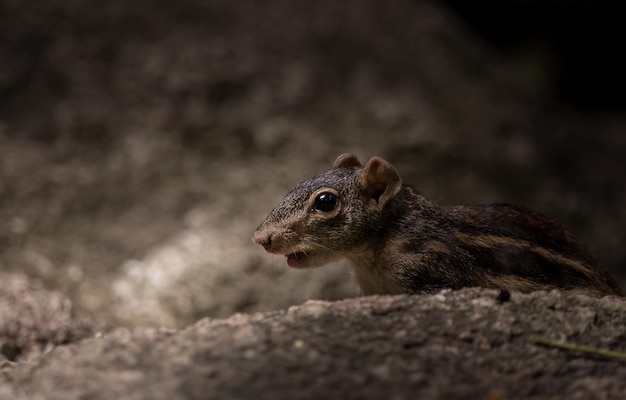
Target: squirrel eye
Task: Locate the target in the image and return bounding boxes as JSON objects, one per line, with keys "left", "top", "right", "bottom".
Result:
{"left": 312, "top": 192, "right": 338, "bottom": 212}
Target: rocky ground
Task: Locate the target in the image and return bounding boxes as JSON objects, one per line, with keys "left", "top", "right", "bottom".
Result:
{"left": 2, "top": 288, "right": 626, "bottom": 399}
{"left": 1, "top": 0, "right": 625, "bottom": 398}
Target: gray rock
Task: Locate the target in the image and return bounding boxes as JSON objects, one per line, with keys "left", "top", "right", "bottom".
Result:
{"left": 2, "top": 288, "right": 625, "bottom": 399}
{"left": 0, "top": 272, "right": 94, "bottom": 363}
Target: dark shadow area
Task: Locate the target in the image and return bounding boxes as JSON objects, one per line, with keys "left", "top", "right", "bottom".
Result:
{"left": 443, "top": 0, "right": 626, "bottom": 109}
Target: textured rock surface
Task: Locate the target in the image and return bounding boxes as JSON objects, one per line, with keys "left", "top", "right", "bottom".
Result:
{"left": 0, "top": 272, "right": 94, "bottom": 363}
{"left": 1, "top": 288, "right": 625, "bottom": 400}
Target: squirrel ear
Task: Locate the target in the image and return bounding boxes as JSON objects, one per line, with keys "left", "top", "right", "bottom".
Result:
{"left": 361, "top": 156, "right": 402, "bottom": 207}
{"left": 333, "top": 153, "right": 362, "bottom": 168}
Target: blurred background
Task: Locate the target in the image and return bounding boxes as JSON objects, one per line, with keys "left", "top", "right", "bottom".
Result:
{"left": 1, "top": 0, "right": 624, "bottom": 328}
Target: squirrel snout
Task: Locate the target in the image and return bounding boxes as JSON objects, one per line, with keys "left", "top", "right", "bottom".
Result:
{"left": 253, "top": 229, "right": 273, "bottom": 251}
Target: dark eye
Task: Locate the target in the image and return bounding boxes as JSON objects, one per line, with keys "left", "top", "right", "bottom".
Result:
{"left": 313, "top": 192, "right": 338, "bottom": 212}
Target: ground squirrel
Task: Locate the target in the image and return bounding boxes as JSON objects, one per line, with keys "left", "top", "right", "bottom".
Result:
{"left": 253, "top": 153, "right": 623, "bottom": 297}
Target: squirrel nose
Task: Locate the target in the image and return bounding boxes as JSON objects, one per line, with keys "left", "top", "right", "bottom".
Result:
{"left": 253, "top": 229, "right": 273, "bottom": 251}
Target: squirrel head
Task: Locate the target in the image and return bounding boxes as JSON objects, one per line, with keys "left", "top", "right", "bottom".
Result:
{"left": 253, "top": 153, "right": 403, "bottom": 269}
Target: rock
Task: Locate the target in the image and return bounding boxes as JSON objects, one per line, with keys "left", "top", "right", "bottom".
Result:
{"left": 0, "top": 273, "right": 94, "bottom": 363}
{"left": 1, "top": 288, "right": 625, "bottom": 399}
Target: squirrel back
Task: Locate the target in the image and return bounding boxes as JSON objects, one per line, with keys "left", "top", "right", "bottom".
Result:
{"left": 254, "top": 153, "right": 623, "bottom": 297}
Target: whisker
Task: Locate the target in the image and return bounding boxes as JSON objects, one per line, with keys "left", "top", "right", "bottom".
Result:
{"left": 298, "top": 241, "right": 309, "bottom": 257}
{"left": 301, "top": 238, "right": 345, "bottom": 258}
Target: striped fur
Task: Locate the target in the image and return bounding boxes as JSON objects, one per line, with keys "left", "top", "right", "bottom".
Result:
{"left": 255, "top": 154, "right": 623, "bottom": 297}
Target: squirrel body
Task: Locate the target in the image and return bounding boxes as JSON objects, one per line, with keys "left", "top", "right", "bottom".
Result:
{"left": 254, "top": 153, "right": 623, "bottom": 297}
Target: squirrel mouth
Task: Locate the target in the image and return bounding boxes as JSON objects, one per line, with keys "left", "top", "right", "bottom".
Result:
{"left": 286, "top": 251, "right": 309, "bottom": 268}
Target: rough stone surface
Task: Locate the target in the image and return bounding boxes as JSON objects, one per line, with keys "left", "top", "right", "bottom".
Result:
{"left": 1, "top": 288, "right": 625, "bottom": 399}
{"left": 0, "top": 273, "right": 94, "bottom": 364}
